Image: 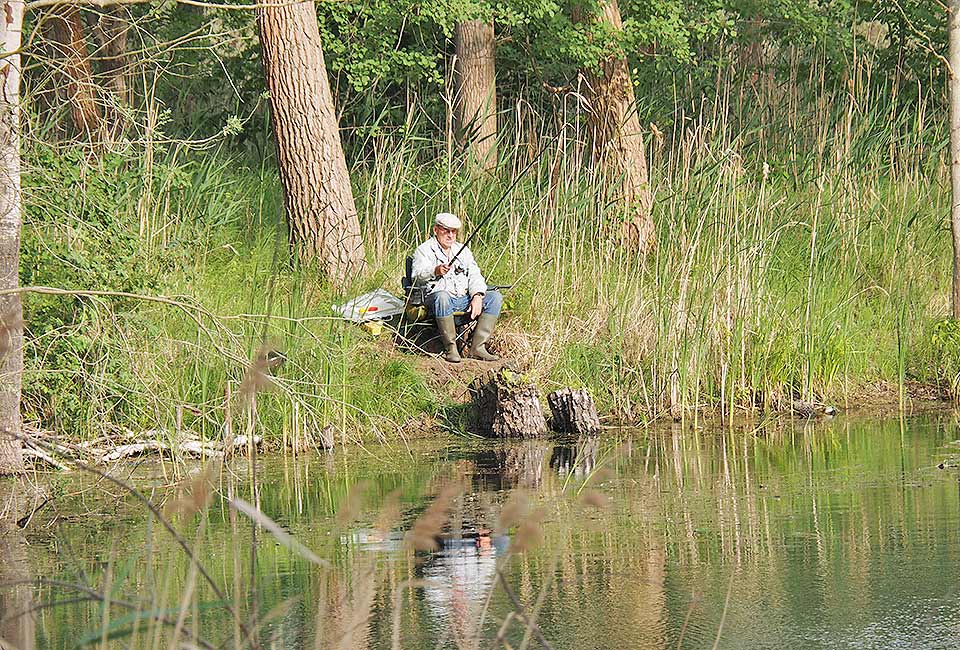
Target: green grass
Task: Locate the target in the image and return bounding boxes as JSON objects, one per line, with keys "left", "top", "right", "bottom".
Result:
{"left": 16, "top": 73, "right": 960, "bottom": 442}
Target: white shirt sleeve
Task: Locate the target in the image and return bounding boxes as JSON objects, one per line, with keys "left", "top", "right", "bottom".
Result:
{"left": 411, "top": 241, "right": 437, "bottom": 284}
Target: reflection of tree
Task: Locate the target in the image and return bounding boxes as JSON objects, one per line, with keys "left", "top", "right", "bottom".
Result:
{"left": 550, "top": 436, "right": 600, "bottom": 479}
{"left": 0, "top": 482, "right": 34, "bottom": 650}
{"left": 501, "top": 441, "right": 553, "bottom": 489}
{"left": 0, "top": 525, "right": 33, "bottom": 650}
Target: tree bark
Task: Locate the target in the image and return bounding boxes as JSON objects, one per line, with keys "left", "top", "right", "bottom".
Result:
{"left": 257, "top": 0, "right": 366, "bottom": 285}
{"left": 950, "top": 0, "right": 960, "bottom": 319}
{"left": 0, "top": 0, "right": 24, "bottom": 476}
{"left": 91, "top": 5, "right": 129, "bottom": 137}
{"left": 454, "top": 20, "right": 497, "bottom": 170}
{"left": 471, "top": 370, "right": 548, "bottom": 438}
{"left": 583, "top": 0, "right": 654, "bottom": 253}
{"left": 43, "top": 5, "right": 102, "bottom": 138}
{"left": 547, "top": 388, "right": 601, "bottom": 434}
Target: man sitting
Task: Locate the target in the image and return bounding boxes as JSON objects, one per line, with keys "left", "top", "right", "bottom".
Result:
{"left": 411, "top": 212, "right": 503, "bottom": 363}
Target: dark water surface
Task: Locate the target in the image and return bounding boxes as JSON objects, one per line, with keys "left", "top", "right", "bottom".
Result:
{"left": 8, "top": 413, "right": 960, "bottom": 649}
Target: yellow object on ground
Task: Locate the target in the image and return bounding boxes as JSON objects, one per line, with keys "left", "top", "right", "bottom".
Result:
{"left": 361, "top": 321, "right": 385, "bottom": 336}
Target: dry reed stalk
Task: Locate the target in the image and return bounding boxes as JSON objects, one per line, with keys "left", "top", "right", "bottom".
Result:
{"left": 579, "top": 489, "right": 610, "bottom": 510}
{"left": 337, "top": 561, "right": 377, "bottom": 650}
{"left": 374, "top": 489, "right": 403, "bottom": 535}
{"left": 511, "top": 507, "right": 546, "bottom": 554}
{"left": 335, "top": 481, "right": 369, "bottom": 527}
{"left": 168, "top": 466, "right": 216, "bottom": 518}
{"left": 169, "top": 518, "right": 205, "bottom": 650}
{"left": 238, "top": 342, "right": 278, "bottom": 407}
{"left": 229, "top": 497, "right": 329, "bottom": 567}
{"left": 496, "top": 491, "right": 529, "bottom": 533}
{"left": 408, "top": 482, "right": 461, "bottom": 552}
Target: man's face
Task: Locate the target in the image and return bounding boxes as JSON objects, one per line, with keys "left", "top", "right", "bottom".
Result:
{"left": 434, "top": 224, "right": 458, "bottom": 249}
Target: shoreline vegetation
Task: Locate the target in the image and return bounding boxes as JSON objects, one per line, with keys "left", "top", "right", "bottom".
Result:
{"left": 18, "top": 65, "right": 960, "bottom": 455}
{"left": 6, "top": 2, "right": 960, "bottom": 648}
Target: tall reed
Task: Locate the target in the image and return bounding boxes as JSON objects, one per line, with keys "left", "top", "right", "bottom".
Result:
{"left": 19, "top": 58, "right": 951, "bottom": 442}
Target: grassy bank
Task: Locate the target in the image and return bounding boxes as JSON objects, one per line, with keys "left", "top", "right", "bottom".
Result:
{"left": 18, "top": 78, "right": 959, "bottom": 444}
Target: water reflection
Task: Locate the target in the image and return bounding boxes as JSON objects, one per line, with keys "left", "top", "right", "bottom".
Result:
{"left": 1, "top": 484, "right": 35, "bottom": 650}
{"left": 550, "top": 436, "right": 599, "bottom": 479}
{"left": 18, "top": 414, "right": 960, "bottom": 649}
{"left": 421, "top": 534, "right": 509, "bottom": 647}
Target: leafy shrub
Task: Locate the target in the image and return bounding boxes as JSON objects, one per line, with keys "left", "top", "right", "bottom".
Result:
{"left": 18, "top": 144, "right": 192, "bottom": 434}
{"left": 921, "top": 319, "right": 960, "bottom": 389}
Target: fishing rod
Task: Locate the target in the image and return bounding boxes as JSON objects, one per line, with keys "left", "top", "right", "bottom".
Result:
{"left": 447, "top": 144, "right": 550, "bottom": 267}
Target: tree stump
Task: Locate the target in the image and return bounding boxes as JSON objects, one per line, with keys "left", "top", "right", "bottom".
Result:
{"left": 471, "top": 369, "right": 548, "bottom": 438}
{"left": 547, "top": 388, "right": 601, "bottom": 435}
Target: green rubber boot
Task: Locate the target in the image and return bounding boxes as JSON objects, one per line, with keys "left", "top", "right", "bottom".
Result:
{"left": 467, "top": 314, "right": 500, "bottom": 361}
{"left": 436, "top": 315, "right": 462, "bottom": 363}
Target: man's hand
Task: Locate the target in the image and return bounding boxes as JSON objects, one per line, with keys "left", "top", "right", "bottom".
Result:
{"left": 469, "top": 294, "right": 483, "bottom": 319}
{"left": 434, "top": 264, "right": 450, "bottom": 277}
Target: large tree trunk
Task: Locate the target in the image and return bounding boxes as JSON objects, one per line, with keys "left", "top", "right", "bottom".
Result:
{"left": 257, "top": 0, "right": 366, "bottom": 285}
{"left": 584, "top": 0, "right": 654, "bottom": 253}
{"left": 91, "top": 5, "right": 129, "bottom": 138}
{"left": 950, "top": 0, "right": 960, "bottom": 319}
{"left": 43, "top": 5, "right": 102, "bottom": 138}
{"left": 0, "top": 0, "right": 24, "bottom": 476}
{"left": 470, "top": 370, "right": 549, "bottom": 438}
{"left": 454, "top": 20, "right": 497, "bottom": 171}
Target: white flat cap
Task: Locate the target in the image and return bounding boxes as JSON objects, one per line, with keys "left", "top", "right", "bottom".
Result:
{"left": 434, "top": 212, "right": 463, "bottom": 230}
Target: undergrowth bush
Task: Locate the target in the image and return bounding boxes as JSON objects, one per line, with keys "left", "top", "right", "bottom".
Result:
{"left": 19, "top": 144, "right": 188, "bottom": 432}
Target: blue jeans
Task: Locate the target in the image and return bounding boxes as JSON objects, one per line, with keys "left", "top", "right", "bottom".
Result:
{"left": 426, "top": 290, "right": 503, "bottom": 318}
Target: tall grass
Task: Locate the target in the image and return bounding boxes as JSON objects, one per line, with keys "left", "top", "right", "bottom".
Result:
{"left": 18, "top": 60, "right": 955, "bottom": 443}
{"left": 352, "top": 64, "right": 950, "bottom": 422}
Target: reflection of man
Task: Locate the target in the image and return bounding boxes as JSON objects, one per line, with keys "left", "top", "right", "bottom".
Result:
{"left": 411, "top": 213, "right": 503, "bottom": 363}
{"left": 421, "top": 536, "right": 507, "bottom": 645}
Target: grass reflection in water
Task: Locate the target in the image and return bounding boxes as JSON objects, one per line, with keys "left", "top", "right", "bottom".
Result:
{"left": 7, "top": 413, "right": 960, "bottom": 649}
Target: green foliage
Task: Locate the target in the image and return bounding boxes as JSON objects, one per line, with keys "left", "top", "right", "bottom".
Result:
{"left": 22, "top": 146, "right": 181, "bottom": 293}
{"left": 11, "top": 0, "right": 956, "bottom": 437}
{"left": 916, "top": 319, "right": 960, "bottom": 387}
{"left": 19, "top": 145, "right": 175, "bottom": 431}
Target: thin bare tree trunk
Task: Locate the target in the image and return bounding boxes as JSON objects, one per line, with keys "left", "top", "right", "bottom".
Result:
{"left": 454, "top": 20, "right": 497, "bottom": 170}
{"left": 0, "top": 0, "right": 24, "bottom": 476}
{"left": 950, "top": 0, "right": 960, "bottom": 318}
{"left": 92, "top": 5, "right": 129, "bottom": 137}
{"left": 257, "top": 0, "right": 366, "bottom": 285}
{"left": 584, "top": 0, "right": 654, "bottom": 253}
{"left": 43, "top": 5, "right": 102, "bottom": 138}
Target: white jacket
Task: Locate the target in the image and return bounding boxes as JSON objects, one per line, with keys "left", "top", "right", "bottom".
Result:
{"left": 411, "top": 237, "right": 487, "bottom": 298}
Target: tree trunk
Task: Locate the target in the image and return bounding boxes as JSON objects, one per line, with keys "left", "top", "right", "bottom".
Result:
{"left": 0, "top": 0, "right": 24, "bottom": 476}
{"left": 92, "top": 5, "right": 129, "bottom": 137}
{"left": 950, "top": 0, "right": 960, "bottom": 319}
{"left": 547, "top": 388, "right": 601, "bottom": 434}
{"left": 43, "top": 5, "right": 102, "bottom": 138}
{"left": 471, "top": 369, "right": 548, "bottom": 438}
{"left": 454, "top": 20, "right": 497, "bottom": 170}
{"left": 257, "top": 0, "right": 366, "bottom": 285}
{"left": 584, "top": 0, "right": 654, "bottom": 253}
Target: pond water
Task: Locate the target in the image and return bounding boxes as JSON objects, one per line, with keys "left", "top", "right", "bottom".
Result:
{"left": 5, "top": 413, "right": 960, "bottom": 649}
